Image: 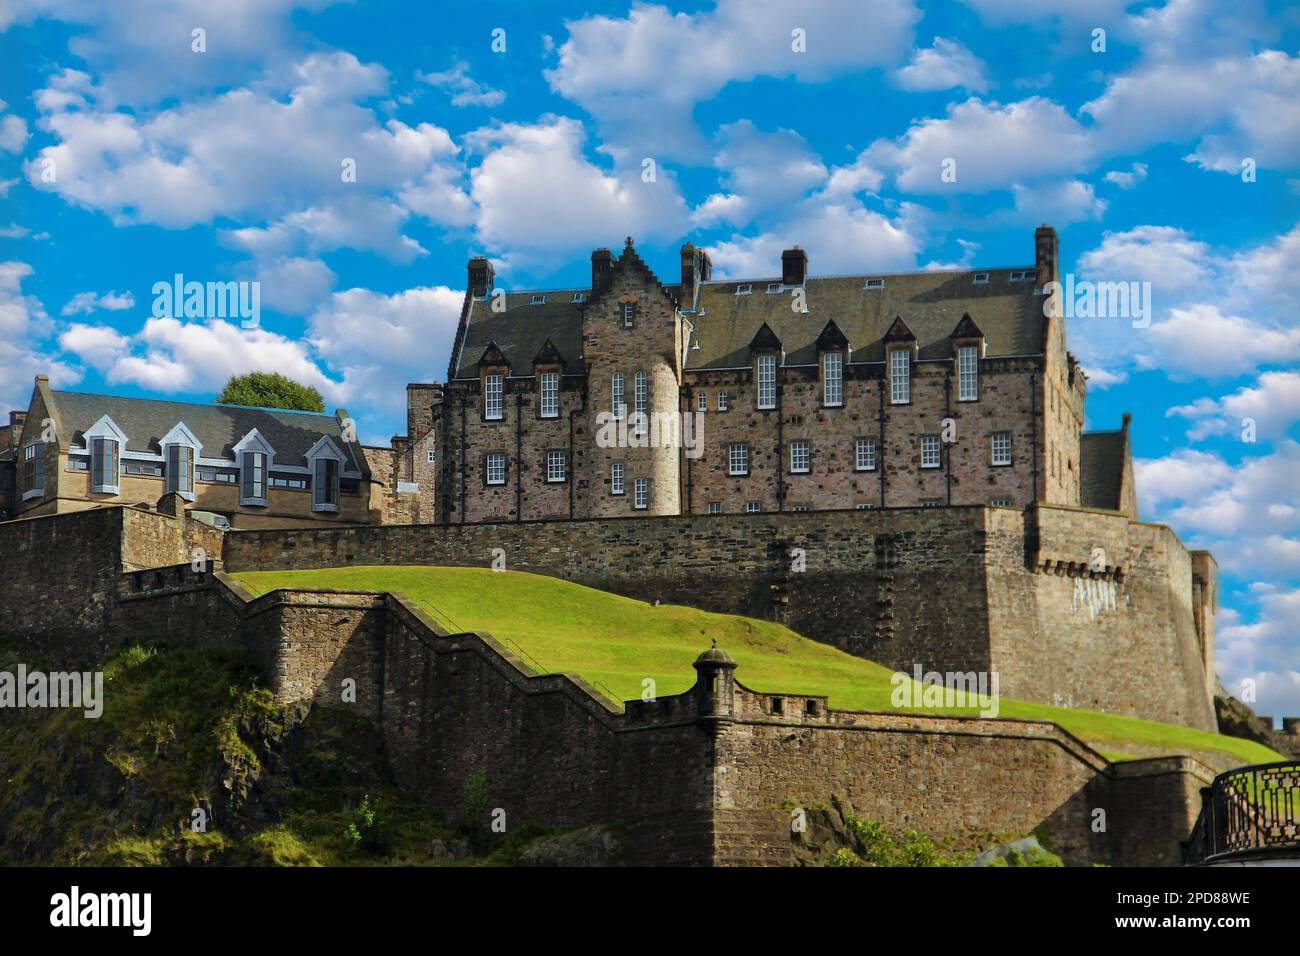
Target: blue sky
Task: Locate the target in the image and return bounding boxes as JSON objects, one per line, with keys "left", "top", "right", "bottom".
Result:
{"left": 1, "top": 0, "right": 1297, "bottom": 714}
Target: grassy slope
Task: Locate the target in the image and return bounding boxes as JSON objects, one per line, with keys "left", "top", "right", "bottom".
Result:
{"left": 233, "top": 566, "right": 1280, "bottom": 767}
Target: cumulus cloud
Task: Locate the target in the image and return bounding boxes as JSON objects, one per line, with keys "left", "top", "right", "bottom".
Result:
{"left": 1012, "top": 179, "right": 1106, "bottom": 224}
{"left": 1103, "top": 162, "right": 1147, "bottom": 189}
{"left": 546, "top": 0, "right": 920, "bottom": 160}
{"left": 894, "top": 38, "right": 990, "bottom": 93}
{"left": 691, "top": 121, "right": 828, "bottom": 229}
{"left": 1139, "top": 305, "right": 1300, "bottom": 378}
{"left": 0, "top": 100, "right": 29, "bottom": 153}
{"left": 1167, "top": 371, "right": 1300, "bottom": 442}
{"left": 1217, "top": 584, "right": 1300, "bottom": 718}
{"left": 60, "top": 289, "right": 135, "bottom": 315}
{"left": 417, "top": 61, "right": 506, "bottom": 108}
{"left": 0, "top": 261, "right": 79, "bottom": 409}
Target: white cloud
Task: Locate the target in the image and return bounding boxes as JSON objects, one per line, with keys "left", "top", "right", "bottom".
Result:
{"left": 1012, "top": 179, "right": 1106, "bottom": 224}
{"left": 0, "top": 260, "right": 51, "bottom": 337}
{"left": 894, "top": 38, "right": 990, "bottom": 93}
{"left": 57, "top": 322, "right": 129, "bottom": 367}
{"left": 60, "top": 289, "right": 135, "bottom": 315}
{"left": 1134, "top": 448, "right": 1236, "bottom": 511}
{"left": 1103, "top": 162, "right": 1147, "bottom": 189}
{"left": 691, "top": 121, "right": 828, "bottom": 229}
{"left": 0, "top": 261, "right": 78, "bottom": 410}
{"left": 0, "top": 100, "right": 29, "bottom": 153}
{"left": 248, "top": 256, "right": 337, "bottom": 317}
{"left": 417, "top": 61, "right": 506, "bottom": 108}
{"left": 1140, "top": 305, "right": 1300, "bottom": 378}
{"left": 546, "top": 0, "right": 920, "bottom": 160}
{"left": 865, "top": 96, "right": 1094, "bottom": 193}
{"left": 465, "top": 116, "right": 689, "bottom": 269}
{"left": 1168, "top": 371, "right": 1300, "bottom": 442}
{"left": 1217, "top": 584, "right": 1300, "bottom": 718}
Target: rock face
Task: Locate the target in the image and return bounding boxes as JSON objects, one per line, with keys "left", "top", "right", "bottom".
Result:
{"left": 516, "top": 826, "right": 622, "bottom": 867}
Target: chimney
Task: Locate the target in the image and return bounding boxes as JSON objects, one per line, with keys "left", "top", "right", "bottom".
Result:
{"left": 9, "top": 410, "right": 26, "bottom": 432}
{"left": 1034, "top": 224, "right": 1058, "bottom": 291}
{"left": 679, "top": 243, "right": 712, "bottom": 306}
{"left": 591, "top": 247, "right": 613, "bottom": 291}
{"left": 781, "top": 246, "right": 808, "bottom": 286}
{"left": 467, "top": 256, "right": 494, "bottom": 298}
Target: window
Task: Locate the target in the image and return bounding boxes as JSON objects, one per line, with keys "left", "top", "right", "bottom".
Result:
{"left": 633, "top": 477, "right": 648, "bottom": 510}
{"left": 166, "top": 444, "right": 194, "bottom": 496}
{"left": 571, "top": 291, "right": 585, "bottom": 303}
{"left": 313, "top": 458, "right": 339, "bottom": 510}
{"left": 270, "top": 474, "right": 307, "bottom": 490}
{"left": 864, "top": 278, "right": 885, "bottom": 290}
{"left": 991, "top": 497, "right": 1013, "bottom": 506}
{"left": 855, "top": 502, "right": 876, "bottom": 510}
{"left": 766, "top": 282, "right": 782, "bottom": 293}
{"left": 124, "top": 462, "right": 163, "bottom": 477}
{"left": 992, "top": 431, "right": 1013, "bottom": 466}
{"left": 486, "top": 453, "right": 507, "bottom": 486}
{"left": 22, "top": 442, "right": 44, "bottom": 498}
{"left": 484, "top": 373, "right": 504, "bottom": 420}
{"left": 611, "top": 372, "right": 625, "bottom": 419}
{"left": 718, "top": 391, "right": 729, "bottom": 411}
{"left": 697, "top": 392, "right": 708, "bottom": 412}
{"left": 427, "top": 449, "right": 436, "bottom": 464}
{"left": 197, "top": 466, "right": 237, "bottom": 484}
{"left": 91, "top": 437, "right": 119, "bottom": 493}
{"left": 707, "top": 502, "right": 721, "bottom": 515}
{"left": 745, "top": 501, "right": 761, "bottom": 513}
{"left": 1008, "top": 270, "right": 1032, "bottom": 283}
{"left": 241, "top": 451, "right": 267, "bottom": 503}
{"left": 921, "top": 498, "right": 942, "bottom": 507}
{"left": 621, "top": 302, "right": 636, "bottom": 328}
{"left": 822, "top": 351, "right": 843, "bottom": 407}
{"left": 66, "top": 457, "right": 88, "bottom": 471}
{"left": 633, "top": 371, "right": 648, "bottom": 434}
{"left": 529, "top": 294, "right": 546, "bottom": 305}
{"left": 735, "top": 284, "right": 752, "bottom": 295}
{"left": 890, "top": 349, "right": 910, "bottom": 404}
{"left": 973, "top": 272, "right": 989, "bottom": 284}
{"left": 855, "top": 437, "right": 876, "bottom": 471}
{"left": 790, "top": 440, "right": 810, "bottom": 473}
{"left": 546, "top": 450, "right": 567, "bottom": 483}
{"left": 921, "top": 435, "right": 941, "bottom": 469}
{"left": 610, "top": 463, "right": 624, "bottom": 495}
{"left": 957, "top": 345, "right": 979, "bottom": 401}
{"left": 792, "top": 504, "right": 811, "bottom": 512}
{"left": 729, "top": 443, "right": 749, "bottom": 476}
{"left": 539, "top": 371, "right": 559, "bottom": 418}
{"left": 756, "top": 354, "right": 776, "bottom": 409}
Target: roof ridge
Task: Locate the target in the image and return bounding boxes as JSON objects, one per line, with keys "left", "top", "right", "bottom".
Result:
{"left": 52, "top": 388, "right": 335, "bottom": 418}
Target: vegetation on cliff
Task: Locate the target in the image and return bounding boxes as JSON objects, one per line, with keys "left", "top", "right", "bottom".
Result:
{"left": 234, "top": 565, "right": 1283, "bottom": 768}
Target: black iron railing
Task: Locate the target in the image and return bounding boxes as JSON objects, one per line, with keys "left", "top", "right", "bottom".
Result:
{"left": 1185, "top": 761, "right": 1300, "bottom": 864}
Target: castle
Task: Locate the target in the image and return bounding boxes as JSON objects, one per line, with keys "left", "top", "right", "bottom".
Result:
{"left": 1, "top": 227, "right": 1283, "bottom": 865}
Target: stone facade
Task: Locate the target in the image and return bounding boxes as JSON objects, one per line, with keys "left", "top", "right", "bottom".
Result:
{"left": 220, "top": 504, "right": 1219, "bottom": 731}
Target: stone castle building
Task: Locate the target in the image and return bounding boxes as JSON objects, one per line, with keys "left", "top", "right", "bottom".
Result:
{"left": 410, "top": 225, "right": 1137, "bottom": 524}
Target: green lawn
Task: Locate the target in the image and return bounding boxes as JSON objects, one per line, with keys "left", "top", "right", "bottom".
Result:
{"left": 232, "top": 565, "right": 1281, "bottom": 768}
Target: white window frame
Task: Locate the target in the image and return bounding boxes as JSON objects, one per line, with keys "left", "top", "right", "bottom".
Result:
{"left": 306, "top": 435, "right": 346, "bottom": 512}
{"left": 85, "top": 414, "right": 126, "bottom": 495}
{"left": 889, "top": 349, "right": 910, "bottom": 404}
{"left": 790, "top": 440, "right": 810, "bottom": 474}
{"left": 160, "top": 422, "right": 201, "bottom": 502}
{"left": 166, "top": 444, "right": 195, "bottom": 499}
{"left": 745, "top": 501, "right": 761, "bottom": 514}
{"left": 729, "top": 442, "right": 749, "bottom": 476}
{"left": 707, "top": 502, "right": 721, "bottom": 515}
{"left": 756, "top": 354, "right": 776, "bottom": 410}
{"left": 735, "top": 284, "right": 752, "bottom": 295}
{"left": 822, "top": 351, "right": 843, "bottom": 407}
{"left": 957, "top": 346, "right": 979, "bottom": 402}
{"left": 486, "top": 452, "right": 507, "bottom": 486}
{"left": 427, "top": 448, "right": 436, "bottom": 464}
{"left": 633, "top": 370, "right": 648, "bottom": 435}
{"left": 766, "top": 282, "right": 782, "bottom": 294}
{"left": 633, "top": 477, "right": 648, "bottom": 510}
{"left": 718, "top": 391, "right": 729, "bottom": 412}
{"left": 973, "top": 272, "right": 989, "bottom": 285}
{"left": 610, "top": 463, "right": 624, "bottom": 495}
{"left": 484, "top": 373, "right": 504, "bottom": 421}
{"left": 612, "top": 372, "right": 625, "bottom": 420}
{"left": 234, "top": 429, "right": 274, "bottom": 506}
{"left": 546, "top": 450, "right": 567, "bottom": 483}
{"left": 992, "top": 431, "right": 1013, "bottom": 466}
{"left": 921, "top": 435, "right": 941, "bottom": 469}
{"left": 21, "top": 441, "right": 44, "bottom": 500}
{"left": 697, "top": 392, "right": 707, "bottom": 412}
{"left": 621, "top": 302, "right": 636, "bottom": 328}
{"left": 539, "top": 371, "right": 560, "bottom": 418}
{"left": 991, "top": 497, "right": 1013, "bottom": 506}
{"left": 855, "top": 437, "right": 876, "bottom": 472}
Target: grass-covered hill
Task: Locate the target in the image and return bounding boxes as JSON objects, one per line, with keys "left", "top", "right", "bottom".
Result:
{"left": 233, "top": 565, "right": 1281, "bottom": 769}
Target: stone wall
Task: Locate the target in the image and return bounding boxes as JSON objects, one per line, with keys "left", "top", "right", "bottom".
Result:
{"left": 220, "top": 504, "right": 1217, "bottom": 730}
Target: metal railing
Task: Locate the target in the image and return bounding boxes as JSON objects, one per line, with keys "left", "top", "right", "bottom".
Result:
{"left": 1185, "top": 761, "right": 1300, "bottom": 864}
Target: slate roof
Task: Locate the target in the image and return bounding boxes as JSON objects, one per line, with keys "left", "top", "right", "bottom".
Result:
{"left": 449, "top": 262, "right": 1042, "bottom": 378}
{"left": 1079, "top": 431, "right": 1126, "bottom": 511}
{"left": 47, "top": 390, "right": 368, "bottom": 475}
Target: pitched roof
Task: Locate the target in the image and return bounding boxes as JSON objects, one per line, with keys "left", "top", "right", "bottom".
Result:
{"left": 47, "top": 390, "right": 368, "bottom": 475}
{"left": 451, "top": 292, "right": 591, "bottom": 380}
{"left": 688, "top": 270, "right": 1041, "bottom": 368}
{"left": 1079, "top": 431, "right": 1126, "bottom": 511}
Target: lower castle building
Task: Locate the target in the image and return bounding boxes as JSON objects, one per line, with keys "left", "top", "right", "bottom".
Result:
{"left": 410, "top": 225, "right": 1136, "bottom": 524}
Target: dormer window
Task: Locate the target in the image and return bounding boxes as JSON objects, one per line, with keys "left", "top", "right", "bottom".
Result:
{"left": 85, "top": 415, "right": 125, "bottom": 495}
{"left": 821, "top": 351, "right": 843, "bottom": 407}
{"left": 1008, "top": 270, "right": 1032, "bottom": 283}
{"left": 571, "top": 291, "right": 585, "bottom": 303}
{"left": 621, "top": 301, "right": 636, "bottom": 328}
{"left": 973, "top": 272, "right": 989, "bottom": 285}
{"left": 166, "top": 445, "right": 194, "bottom": 497}
{"left": 756, "top": 354, "right": 776, "bottom": 409}
{"left": 539, "top": 371, "right": 559, "bottom": 418}
{"left": 889, "top": 349, "right": 910, "bottom": 404}
{"left": 240, "top": 452, "right": 267, "bottom": 504}
{"left": 957, "top": 345, "right": 979, "bottom": 401}
{"left": 864, "top": 278, "right": 885, "bottom": 290}
{"left": 529, "top": 294, "right": 546, "bottom": 305}
{"left": 766, "top": 282, "right": 782, "bottom": 294}
{"left": 484, "top": 373, "right": 504, "bottom": 420}
{"left": 735, "top": 284, "right": 752, "bottom": 295}
{"left": 313, "top": 458, "right": 339, "bottom": 510}
{"left": 22, "top": 441, "right": 45, "bottom": 500}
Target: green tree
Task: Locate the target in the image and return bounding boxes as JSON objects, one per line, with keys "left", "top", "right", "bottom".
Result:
{"left": 216, "top": 373, "right": 324, "bottom": 412}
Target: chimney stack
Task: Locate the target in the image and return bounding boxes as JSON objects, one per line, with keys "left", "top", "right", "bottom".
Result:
{"left": 467, "top": 256, "right": 494, "bottom": 298}
{"left": 781, "top": 246, "right": 808, "bottom": 286}
{"left": 1034, "top": 224, "right": 1058, "bottom": 291}
{"left": 679, "top": 243, "right": 712, "bottom": 306}
{"left": 592, "top": 247, "right": 613, "bottom": 292}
